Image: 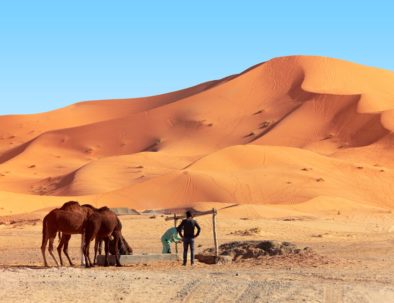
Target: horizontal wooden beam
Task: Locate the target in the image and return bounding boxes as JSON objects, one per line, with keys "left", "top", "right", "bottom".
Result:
{"left": 165, "top": 208, "right": 217, "bottom": 221}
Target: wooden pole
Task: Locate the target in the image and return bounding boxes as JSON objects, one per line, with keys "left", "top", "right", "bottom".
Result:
{"left": 212, "top": 208, "right": 218, "bottom": 258}
{"left": 173, "top": 213, "right": 178, "bottom": 254}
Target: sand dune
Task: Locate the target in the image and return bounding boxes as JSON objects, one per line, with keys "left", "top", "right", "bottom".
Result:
{"left": 89, "top": 145, "right": 394, "bottom": 210}
{"left": 1, "top": 55, "right": 394, "bottom": 215}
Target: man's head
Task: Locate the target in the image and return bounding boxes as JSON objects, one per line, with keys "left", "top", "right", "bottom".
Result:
{"left": 186, "top": 210, "right": 192, "bottom": 218}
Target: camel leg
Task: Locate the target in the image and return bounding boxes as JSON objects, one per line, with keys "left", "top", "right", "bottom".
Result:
{"left": 62, "top": 234, "right": 74, "bottom": 266}
{"left": 83, "top": 235, "right": 94, "bottom": 268}
{"left": 41, "top": 217, "right": 50, "bottom": 267}
{"left": 94, "top": 239, "right": 99, "bottom": 265}
{"left": 114, "top": 233, "right": 122, "bottom": 267}
{"left": 83, "top": 241, "right": 90, "bottom": 268}
{"left": 104, "top": 238, "right": 110, "bottom": 267}
{"left": 99, "top": 239, "right": 103, "bottom": 255}
{"left": 57, "top": 235, "right": 65, "bottom": 266}
{"left": 80, "top": 233, "right": 85, "bottom": 266}
{"left": 41, "top": 235, "right": 49, "bottom": 267}
{"left": 86, "top": 241, "right": 94, "bottom": 268}
{"left": 48, "top": 237, "right": 59, "bottom": 267}
{"left": 94, "top": 239, "right": 103, "bottom": 265}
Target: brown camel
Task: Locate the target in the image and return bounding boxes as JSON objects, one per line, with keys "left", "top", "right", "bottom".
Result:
{"left": 41, "top": 201, "right": 94, "bottom": 267}
{"left": 83, "top": 207, "right": 122, "bottom": 267}
{"left": 56, "top": 201, "right": 93, "bottom": 266}
{"left": 57, "top": 202, "right": 102, "bottom": 266}
{"left": 41, "top": 208, "right": 87, "bottom": 267}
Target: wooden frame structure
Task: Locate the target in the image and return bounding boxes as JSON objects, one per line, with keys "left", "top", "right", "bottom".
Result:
{"left": 165, "top": 208, "right": 218, "bottom": 257}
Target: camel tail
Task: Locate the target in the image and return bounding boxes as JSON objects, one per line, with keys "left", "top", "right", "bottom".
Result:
{"left": 41, "top": 215, "right": 48, "bottom": 248}
{"left": 57, "top": 232, "right": 62, "bottom": 243}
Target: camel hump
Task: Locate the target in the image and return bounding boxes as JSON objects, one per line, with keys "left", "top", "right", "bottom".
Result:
{"left": 82, "top": 204, "right": 96, "bottom": 210}
{"left": 98, "top": 206, "right": 110, "bottom": 211}
{"left": 59, "top": 201, "right": 80, "bottom": 210}
{"left": 47, "top": 207, "right": 60, "bottom": 215}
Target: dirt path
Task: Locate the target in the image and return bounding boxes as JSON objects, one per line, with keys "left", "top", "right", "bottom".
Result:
{"left": 1, "top": 265, "right": 393, "bottom": 303}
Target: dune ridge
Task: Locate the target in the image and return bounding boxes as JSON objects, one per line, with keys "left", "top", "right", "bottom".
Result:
{"left": 1, "top": 55, "right": 394, "bottom": 215}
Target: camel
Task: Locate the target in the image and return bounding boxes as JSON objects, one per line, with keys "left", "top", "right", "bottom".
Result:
{"left": 41, "top": 208, "right": 87, "bottom": 267}
{"left": 41, "top": 201, "right": 94, "bottom": 267}
{"left": 42, "top": 201, "right": 126, "bottom": 267}
{"left": 56, "top": 201, "right": 95, "bottom": 266}
{"left": 83, "top": 207, "right": 122, "bottom": 267}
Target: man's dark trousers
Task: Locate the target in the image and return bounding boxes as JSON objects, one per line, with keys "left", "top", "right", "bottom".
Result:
{"left": 183, "top": 237, "right": 194, "bottom": 265}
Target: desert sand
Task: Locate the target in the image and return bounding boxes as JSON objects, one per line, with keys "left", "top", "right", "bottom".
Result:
{"left": 1, "top": 55, "right": 394, "bottom": 302}
{"left": 1, "top": 210, "right": 394, "bottom": 302}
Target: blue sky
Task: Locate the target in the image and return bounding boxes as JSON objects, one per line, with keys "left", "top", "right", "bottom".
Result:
{"left": 0, "top": 1, "right": 393, "bottom": 115}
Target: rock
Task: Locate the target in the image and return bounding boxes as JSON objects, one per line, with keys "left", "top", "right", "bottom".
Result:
{"left": 217, "top": 255, "right": 233, "bottom": 264}
{"left": 195, "top": 254, "right": 218, "bottom": 264}
{"left": 195, "top": 254, "right": 233, "bottom": 265}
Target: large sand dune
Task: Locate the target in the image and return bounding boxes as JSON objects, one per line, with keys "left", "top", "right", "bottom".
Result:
{"left": 1, "top": 55, "right": 394, "bottom": 215}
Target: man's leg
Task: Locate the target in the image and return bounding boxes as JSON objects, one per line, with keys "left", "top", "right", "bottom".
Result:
{"left": 166, "top": 240, "right": 172, "bottom": 253}
{"left": 183, "top": 238, "right": 189, "bottom": 265}
{"left": 162, "top": 239, "right": 171, "bottom": 254}
{"left": 190, "top": 238, "right": 195, "bottom": 265}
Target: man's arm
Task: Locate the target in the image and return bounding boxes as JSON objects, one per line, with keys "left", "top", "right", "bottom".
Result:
{"left": 177, "top": 220, "right": 185, "bottom": 238}
{"left": 173, "top": 232, "right": 182, "bottom": 242}
{"left": 194, "top": 221, "right": 201, "bottom": 237}
{"left": 171, "top": 228, "right": 181, "bottom": 242}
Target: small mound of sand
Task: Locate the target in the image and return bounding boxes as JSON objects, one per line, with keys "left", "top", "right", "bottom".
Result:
{"left": 201, "top": 241, "right": 313, "bottom": 262}
{"left": 229, "top": 227, "right": 261, "bottom": 236}
{"left": 0, "top": 212, "right": 43, "bottom": 226}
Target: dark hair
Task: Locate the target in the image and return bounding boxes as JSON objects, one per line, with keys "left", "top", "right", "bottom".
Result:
{"left": 186, "top": 210, "right": 192, "bottom": 218}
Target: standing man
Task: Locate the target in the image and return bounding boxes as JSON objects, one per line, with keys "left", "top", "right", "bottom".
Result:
{"left": 161, "top": 227, "right": 181, "bottom": 254}
{"left": 177, "top": 210, "right": 201, "bottom": 266}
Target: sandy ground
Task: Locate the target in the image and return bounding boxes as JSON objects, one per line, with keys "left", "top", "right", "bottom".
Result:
{"left": 0, "top": 212, "right": 393, "bottom": 302}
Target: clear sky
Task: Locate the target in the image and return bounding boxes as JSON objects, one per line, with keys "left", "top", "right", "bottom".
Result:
{"left": 0, "top": 1, "right": 393, "bottom": 115}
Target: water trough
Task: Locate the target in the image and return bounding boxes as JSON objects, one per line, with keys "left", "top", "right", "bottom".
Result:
{"left": 96, "top": 254, "right": 179, "bottom": 266}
